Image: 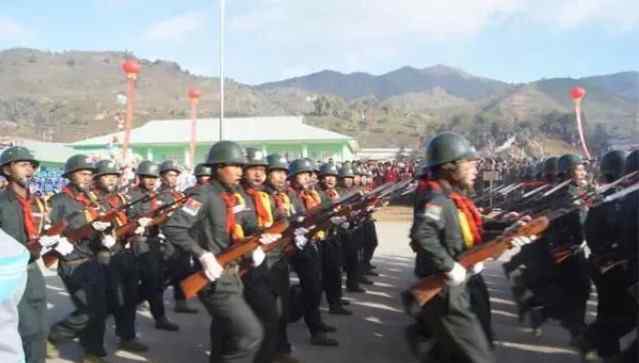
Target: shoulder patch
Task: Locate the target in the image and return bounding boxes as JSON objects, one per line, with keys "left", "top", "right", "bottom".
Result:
{"left": 423, "top": 203, "right": 442, "bottom": 221}
{"left": 181, "top": 198, "right": 202, "bottom": 216}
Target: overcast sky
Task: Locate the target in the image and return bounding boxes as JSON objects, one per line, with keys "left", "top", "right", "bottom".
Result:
{"left": 1, "top": 0, "right": 638, "bottom": 84}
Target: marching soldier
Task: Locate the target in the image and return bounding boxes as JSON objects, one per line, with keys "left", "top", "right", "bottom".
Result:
{"left": 90, "top": 160, "right": 149, "bottom": 353}
{"left": 288, "top": 158, "right": 339, "bottom": 346}
{"left": 410, "top": 132, "right": 535, "bottom": 363}
{"left": 337, "top": 165, "right": 366, "bottom": 293}
{"left": 264, "top": 153, "right": 302, "bottom": 361}
{"left": 47, "top": 154, "right": 122, "bottom": 363}
{"left": 186, "top": 163, "right": 214, "bottom": 191}
{"left": 318, "top": 162, "right": 352, "bottom": 315}
{"left": 162, "top": 141, "right": 266, "bottom": 363}
{"left": 159, "top": 160, "right": 199, "bottom": 315}
{"left": 580, "top": 150, "right": 637, "bottom": 360}
{"left": 0, "top": 146, "right": 66, "bottom": 363}
{"left": 127, "top": 160, "right": 180, "bottom": 331}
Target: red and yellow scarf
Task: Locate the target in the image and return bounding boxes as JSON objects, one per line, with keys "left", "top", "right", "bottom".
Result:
{"left": 418, "top": 179, "right": 484, "bottom": 248}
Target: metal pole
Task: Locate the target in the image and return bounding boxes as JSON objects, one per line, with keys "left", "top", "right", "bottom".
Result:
{"left": 219, "top": 0, "right": 225, "bottom": 141}
{"left": 190, "top": 98, "right": 198, "bottom": 168}
{"left": 122, "top": 77, "right": 135, "bottom": 162}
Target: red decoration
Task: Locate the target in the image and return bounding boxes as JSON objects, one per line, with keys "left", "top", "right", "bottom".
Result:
{"left": 570, "top": 86, "right": 586, "bottom": 101}
{"left": 121, "top": 59, "right": 141, "bottom": 75}
{"left": 188, "top": 88, "right": 202, "bottom": 100}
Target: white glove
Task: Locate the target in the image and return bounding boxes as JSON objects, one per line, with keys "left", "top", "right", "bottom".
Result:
{"left": 198, "top": 252, "right": 223, "bottom": 281}
{"left": 330, "top": 216, "right": 347, "bottom": 226}
{"left": 92, "top": 221, "right": 111, "bottom": 231}
{"left": 134, "top": 225, "right": 145, "bottom": 235}
{"left": 341, "top": 222, "right": 350, "bottom": 229}
{"left": 471, "top": 262, "right": 484, "bottom": 275}
{"left": 295, "top": 234, "right": 308, "bottom": 250}
{"left": 259, "top": 233, "right": 281, "bottom": 245}
{"left": 137, "top": 217, "right": 152, "bottom": 228}
{"left": 54, "top": 237, "right": 74, "bottom": 256}
{"left": 294, "top": 227, "right": 309, "bottom": 236}
{"left": 252, "top": 247, "right": 266, "bottom": 266}
{"left": 445, "top": 262, "right": 467, "bottom": 286}
{"left": 39, "top": 235, "right": 61, "bottom": 248}
{"left": 102, "top": 234, "right": 117, "bottom": 249}
{"left": 510, "top": 235, "right": 537, "bottom": 248}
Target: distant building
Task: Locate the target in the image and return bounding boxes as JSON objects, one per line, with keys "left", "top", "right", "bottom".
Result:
{"left": 70, "top": 116, "right": 358, "bottom": 165}
{"left": 0, "top": 137, "right": 76, "bottom": 168}
{"left": 357, "top": 147, "right": 414, "bottom": 161}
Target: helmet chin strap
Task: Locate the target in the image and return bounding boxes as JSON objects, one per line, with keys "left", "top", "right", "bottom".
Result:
{"left": 9, "top": 175, "right": 30, "bottom": 190}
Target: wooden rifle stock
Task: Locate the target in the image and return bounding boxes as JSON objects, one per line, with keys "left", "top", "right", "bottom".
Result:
{"left": 25, "top": 219, "right": 68, "bottom": 267}
{"left": 409, "top": 216, "right": 549, "bottom": 307}
{"left": 115, "top": 194, "right": 189, "bottom": 239}
{"left": 180, "top": 220, "right": 290, "bottom": 299}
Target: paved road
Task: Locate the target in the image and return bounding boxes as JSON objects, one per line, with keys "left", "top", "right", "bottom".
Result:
{"left": 46, "top": 221, "right": 594, "bottom": 363}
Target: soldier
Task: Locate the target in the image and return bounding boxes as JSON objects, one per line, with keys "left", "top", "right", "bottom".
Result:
{"left": 238, "top": 147, "right": 284, "bottom": 363}
{"left": 191, "top": 163, "right": 213, "bottom": 188}
{"left": 0, "top": 146, "right": 69, "bottom": 363}
{"left": 580, "top": 150, "right": 637, "bottom": 360}
{"left": 287, "top": 158, "right": 339, "bottom": 346}
{"left": 358, "top": 167, "right": 380, "bottom": 280}
{"left": 337, "top": 165, "right": 364, "bottom": 293}
{"left": 158, "top": 160, "right": 199, "bottom": 315}
{"left": 90, "top": 160, "right": 149, "bottom": 352}
{"left": 410, "top": 132, "right": 535, "bottom": 363}
{"left": 47, "top": 154, "right": 121, "bottom": 363}
{"left": 264, "top": 153, "right": 301, "bottom": 362}
{"left": 318, "top": 162, "right": 352, "bottom": 315}
{"left": 127, "top": 160, "right": 179, "bottom": 331}
{"left": 162, "top": 141, "right": 268, "bottom": 363}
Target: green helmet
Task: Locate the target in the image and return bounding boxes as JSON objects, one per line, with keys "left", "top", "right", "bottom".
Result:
{"left": 339, "top": 166, "right": 355, "bottom": 178}
{"left": 194, "top": 163, "right": 213, "bottom": 177}
{"left": 266, "top": 153, "right": 289, "bottom": 172}
{"left": 94, "top": 160, "right": 121, "bottom": 177}
{"left": 289, "top": 158, "right": 314, "bottom": 177}
{"left": 319, "top": 163, "right": 339, "bottom": 177}
{"left": 63, "top": 154, "right": 95, "bottom": 177}
{"left": 600, "top": 150, "right": 627, "bottom": 182}
{"left": 542, "top": 157, "right": 559, "bottom": 177}
{"left": 159, "top": 160, "right": 181, "bottom": 175}
{"left": 425, "top": 132, "right": 479, "bottom": 168}
{"left": 0, "top": 146, "right": 39, "bottom": 169}
{"left": 558, "top": 154, "right": 585, "bottom": 177}
{"left": 624, "top": 149, "right": 639, "bottom": 175}
{"left": 136, "top": 160, "right": 160, "bottom": 178}
{"left": 353, "top": 165, "right": 366, "bottom": 176}
{"left": 304, "top": 158, "right": 319, "bottom": 173}
{"left": 206, "top": 141, "right": 246, "bottom": 166}
{"left": 245, "top": 148, "right": 268, "bottom": 167}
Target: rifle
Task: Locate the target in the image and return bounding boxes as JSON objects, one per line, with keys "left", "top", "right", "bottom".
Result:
{"left": 40, "top": 192, "right": 156, "bottom": 267}
{"left": 549, "top": 181, "right": 639, "bottom": 264}
{"left": 408, "top": 216, "right": 550, "bottom": 307}
{"left": 180, "top": 220, "right": 290, "bottom": 299}
{"left": 180, "top": 189, "right": 364, "bottom": 299}
{"left": 25, "top": 219, "right": 68, "bottom": 267}
{"left": 115, "top": 193, "right": 191, "bottom": 239}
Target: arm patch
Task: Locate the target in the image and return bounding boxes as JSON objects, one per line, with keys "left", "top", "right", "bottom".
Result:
{"left": 423, "top": 203, "right": 442, "bottom": 221}
{"left": 181, "top": 198, "right": 202, "bottom": 216}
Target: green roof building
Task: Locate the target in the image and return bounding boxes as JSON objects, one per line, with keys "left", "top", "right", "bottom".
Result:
{"left": 70, "top": 116, "right": 358, "bottom": 165}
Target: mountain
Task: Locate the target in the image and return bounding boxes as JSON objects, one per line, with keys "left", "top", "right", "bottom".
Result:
{"left": 0, "top": 47, "right": 636, "bottom": 151}
{"left": 0, "top": 48, "right": 285, "bottom": 142}
{"left": 257, "top": 65, "right": 512, "bottom": 101}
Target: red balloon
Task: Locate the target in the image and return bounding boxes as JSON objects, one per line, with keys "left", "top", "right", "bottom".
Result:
{"left": 188, "top": 88, "right": 202, "bottom": 99}
{"left": 570, "top": 86, "right": 586, "bottom": 101}
{"left": 121, "top": 59, "right": 141, "bottom": 75}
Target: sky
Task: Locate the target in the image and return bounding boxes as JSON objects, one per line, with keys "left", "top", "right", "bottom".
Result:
{"left": 1, "top": 0, "right": 638, "bottom": 85}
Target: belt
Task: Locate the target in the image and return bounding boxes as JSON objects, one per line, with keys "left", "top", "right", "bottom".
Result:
{"left": 60, "top": 257, "right": 91, "bottom": 267}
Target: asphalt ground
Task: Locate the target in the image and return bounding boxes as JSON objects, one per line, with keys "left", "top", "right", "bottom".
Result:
{"left": 44, "top": 220, "right": 602, "bottom": 363}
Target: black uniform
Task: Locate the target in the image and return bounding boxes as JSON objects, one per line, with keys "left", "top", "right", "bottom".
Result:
{"left": 318, "top": 187, "right": 345, "bottom": 310}
{"left": 47, "top": 185, "right": 112, "bottom": 356}
{"left": 410, "top": 182, "right": 495, "bottom": 363}
{"left": 162, "top": 180, "right": 263, "bottom": 363}
{"left": 127, "top": 185, "right": 175, "bottom": 325}
{"left": 338, "top": 185, "right": 364, "bottom": 291}
{"left": 0, "top": 188, "right": 48, "bottom": 363}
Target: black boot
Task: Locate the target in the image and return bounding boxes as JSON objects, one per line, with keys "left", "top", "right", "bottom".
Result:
{"left": 155, "top": 316, "right": 179, "bottom": 331}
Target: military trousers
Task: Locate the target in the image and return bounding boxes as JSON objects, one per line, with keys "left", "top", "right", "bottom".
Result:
{"left": 419, "top": 284, "right": 495, "bottom": 363}
{"left": 320, "top": 236, "right": 343, "bottom": 307}
{"left": 199, "top": 275, "right": 263, "bottom": 363}
{"left": 18, "top": 263, "right": 48, "bottom": 363}
{"left": 290, "top": 243, "right": 324, "bottom": 335}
